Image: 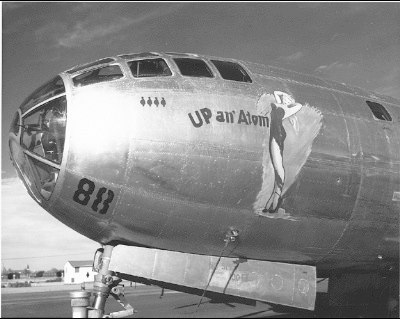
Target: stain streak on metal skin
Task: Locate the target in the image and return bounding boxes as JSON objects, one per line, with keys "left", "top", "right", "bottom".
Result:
{"left": 316, "top": 92, "right": 359, "bottom": 264}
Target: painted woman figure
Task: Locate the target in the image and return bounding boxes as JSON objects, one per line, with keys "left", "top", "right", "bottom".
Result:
{"left": 259, "top": 91, "right": 303, "bottom": 214}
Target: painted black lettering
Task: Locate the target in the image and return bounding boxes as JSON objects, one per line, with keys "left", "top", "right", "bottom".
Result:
{"left": 200, "top": 108, "right": 212, "bottom": 124}
{"left": 259, "top": 116, "right": 269, "bottom": 127}
{"left": 252, "top": 115, "right": 259, "bottom": 126}
{"left": 99, "top": 190, "right": 114, "bottom": 215}
{"left": 246, "top": 111, "right": 251, "bottom": 124}
{"left": 225, "top": 111, "right": 234, "bottom": 123}
{"left": 91, "top": 187, "right": 107, "bottom": 212}
{"left": 188, "top": 111, "right": 203, "bottom": 128}
{"left": 238, "top": 110, "right": 249, "bottom": 125}
{"left": 73, "top": 178, "right": 114, "bottom": 214}
{"left": 73, "top": 178, "right": 95, "bottom": 205}
{"left": 216, "top": 111, "right": 225, "bottom": 122}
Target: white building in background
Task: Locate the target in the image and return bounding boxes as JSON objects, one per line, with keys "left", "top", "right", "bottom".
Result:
{"left": 64, "top": 260, "right": 96, "bottom": 284}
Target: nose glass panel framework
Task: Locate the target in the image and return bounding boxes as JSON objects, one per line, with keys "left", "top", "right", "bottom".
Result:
{"left": 10, "top": 79, "right": 67, "bottom": 201}
{"left": 21, "top": 96, "right": 67, "bottom": 164}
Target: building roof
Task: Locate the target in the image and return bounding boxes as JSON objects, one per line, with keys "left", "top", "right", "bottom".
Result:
{"left": 67, "top": 260, "right": 93, "bottom": 268}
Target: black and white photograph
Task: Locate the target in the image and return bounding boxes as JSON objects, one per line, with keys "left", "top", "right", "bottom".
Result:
{"left": 2, "top": 2, "right": 399, "bottom": 318}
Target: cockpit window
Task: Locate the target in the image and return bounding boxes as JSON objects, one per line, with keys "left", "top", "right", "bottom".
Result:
{"left": 26, "top": 155, "right": 60, "bottom": 200}
{"left": 20, "top": 76, "right": 65, "bottom": 113}
{"left": 366, "top": 101, "right": 392, "bottom": 121}
{"left": 119, "top": 52, "right": 159, "bottom": 59}
{"left": 21, "top": 96, "right": 67, "bottom": 164}
{"left": 166, "top": 52, "right": 192, "bottom": 57}
{"left": 211, "top": 60, "right": 252, "bottom": 83}
{"left": 73, "top": 65, "right": 124, "bottom": 87}
{"left": 173, "top": 58, "right": 213, "bottom": 78}
{"left": 10, "top": 111, "right": 20, "bottom": 135}
{"left": 66, "top": 58, "right": 115, "bottom": 74}
{"left": 128, "top": 58, "right": 172, "bottom": 78}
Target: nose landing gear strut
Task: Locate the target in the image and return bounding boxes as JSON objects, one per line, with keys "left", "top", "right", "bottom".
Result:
{"left": 70, "top": 245, "right": 135, "bottom": 318}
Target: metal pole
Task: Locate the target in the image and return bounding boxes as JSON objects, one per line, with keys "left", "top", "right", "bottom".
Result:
{"left": 90, "top": 245, "right": 114, "bottom": 318}
{"left": 70, "top": 291, "right": 91, "bottom": 318}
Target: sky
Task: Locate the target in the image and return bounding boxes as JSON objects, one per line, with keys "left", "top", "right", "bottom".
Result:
{"left": 1, "top": 2, "right": 400, "bottom": 270}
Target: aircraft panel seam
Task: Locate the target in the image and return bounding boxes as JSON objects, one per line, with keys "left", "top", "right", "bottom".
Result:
{"left": 254, "top": 74, "right": 400, "bottom": 108}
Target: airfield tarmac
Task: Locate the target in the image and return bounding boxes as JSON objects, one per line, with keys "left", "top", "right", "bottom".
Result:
{"left": 2, "top": 283, "right": 325, "bottom": 318}
{"left": 1, "top": 281, "right": 386, "bottom": 318}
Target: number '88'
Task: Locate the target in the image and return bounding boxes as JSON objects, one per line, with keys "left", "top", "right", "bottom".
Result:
{"left": 73, "top": 178, "right": 114, "bottom": 214}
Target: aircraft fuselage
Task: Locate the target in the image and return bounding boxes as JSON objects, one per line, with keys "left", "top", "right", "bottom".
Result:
{"left": 9, "top": 52, "right": 400, "bottom": 277}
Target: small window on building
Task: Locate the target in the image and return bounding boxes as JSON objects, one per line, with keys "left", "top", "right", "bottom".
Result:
{"left": 366, "top": 101, "right": 392, "bottom": 121}
{"left": 73, "top": 65, "right": 124, "bottom": 87}
{"left": 128, "top": 58, "right": 172, "bottom": 78}
{"left": 75, "top": 267, "right": 79, "bottom": 273}
{"left": 211, "top": 60, "right": 252, "bottom": 83}
{"left": 173, "top": 58, "right": 213, "bottom": 78}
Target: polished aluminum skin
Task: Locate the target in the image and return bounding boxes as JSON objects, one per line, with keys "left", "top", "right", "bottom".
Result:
{"left": 9, "top": 52, "right": 400, "bottom": 276}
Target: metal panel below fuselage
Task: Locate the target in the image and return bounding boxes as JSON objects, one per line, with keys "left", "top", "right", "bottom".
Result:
{"left": 108, "top": 245, "right": 317, "bottom": 310}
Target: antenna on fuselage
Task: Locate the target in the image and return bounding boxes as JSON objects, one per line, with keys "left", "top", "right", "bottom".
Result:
{"left": 196, "top": 229, "right": 240, "bottom": 310}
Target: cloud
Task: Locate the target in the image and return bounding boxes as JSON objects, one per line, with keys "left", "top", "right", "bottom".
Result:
{"left": 2, "top": 2, "right": 29, "bottom": 12}
{"left": 376, "top": 86, "right": 400, "bottom": 99}
{"left": 374, "top": 65, "right": 400, "bottom": 99}
{"left": 313, "top": 61, "right": 365, "bottom": 88}
{"left": 56, "top": 18, "right": 134, "bottom": 48}
{"left": 278, "top": 51, "right": 305, "bottom": 63}
{"left": 71, "top": 3, "right": 100, "bottom": 13}
{"left": 330, "top": 33, "right": 340, "bottom": 42}
{"left": 297, "top": 3, "right": 324, "bottom": 9}
{"left": 2, "top": 177, "right": 98, "bottom": 270}
{"left": 345, "top": 3, "right": 376, "bottom": 16}
{"left": 298, "top": 3, "right": 376, "bottom": 16}
{"left": 2, "top": 16, "right": 31, "bottom": 35}
{"left": 35, "top": 4, "right": 186, "bottom": 48}
{"left": 314, "top": 61, "right": 357, "bottom": 73}
{"left": 313, "top": 60, "right": 400, "bottom": 100}
{"left": 2, "top": 170, "right": 9, "bottom": 177}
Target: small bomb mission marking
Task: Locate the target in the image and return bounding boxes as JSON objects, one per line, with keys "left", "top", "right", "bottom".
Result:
{"left": 140, "top": 97, "right": 166, "bottom": 107}
{"left": 188, "top": 107, "right": 269, "bottom": 128}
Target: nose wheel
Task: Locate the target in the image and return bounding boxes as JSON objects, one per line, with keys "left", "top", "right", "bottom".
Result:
{"left": 70, "top": 245, "right": 136, "bottom": 318}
